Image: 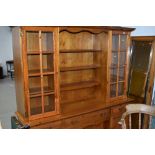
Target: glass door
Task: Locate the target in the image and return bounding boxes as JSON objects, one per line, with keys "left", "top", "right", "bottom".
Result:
{"left": 24, "top": 27, "right": 59, "bottom": 119}
{"left": 109, "top": 33, "right": 128, "bottom": 99}
{"left": 41, "top": 31, "right": 55, "bottom": 113}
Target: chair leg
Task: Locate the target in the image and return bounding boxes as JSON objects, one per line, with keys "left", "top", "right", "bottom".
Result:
{"left": 11, "top": 72, "right": 13, "bottom": 79}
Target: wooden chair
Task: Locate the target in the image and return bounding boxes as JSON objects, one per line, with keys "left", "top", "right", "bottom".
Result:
{"left": 118, "top": 104, "right": 155, "bottom": 129}
{"left": 6, "top": 60, "right": 14, "bottom": 79}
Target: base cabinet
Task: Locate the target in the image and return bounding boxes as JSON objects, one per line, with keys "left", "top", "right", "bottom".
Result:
{"left": 31, "top": 102, "right": 132, "bottom": 129}
{"left": 12, "top": 26, "right": 135, "bottom": 129}
{"left": 32, "top": 109, "right": 110, "bottom": 129}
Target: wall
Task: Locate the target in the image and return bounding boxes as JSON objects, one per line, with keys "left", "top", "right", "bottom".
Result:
{"left": 131, "top": 26, "right": 155, "bottom": 36}
{"left": 0, "top": 26, "right": 13, "bottom": 76}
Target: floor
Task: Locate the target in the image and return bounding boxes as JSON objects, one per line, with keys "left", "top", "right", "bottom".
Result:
{"left": 0, "top": 77, "right": 16, "bottom": 129}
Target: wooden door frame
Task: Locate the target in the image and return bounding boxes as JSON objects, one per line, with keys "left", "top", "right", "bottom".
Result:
{"left": 22, "top": 26, "right": 60, "bottom": 121}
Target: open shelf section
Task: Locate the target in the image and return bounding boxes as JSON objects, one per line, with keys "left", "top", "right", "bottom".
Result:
{"left": 27, "top": 51, "right": 54, "bottom": 55}
{"left": 60, "top": 81, "right": 100, "bottom": 91}
{"left": 60, "top": 64, "right": 100, "bottom": 72}
{"left": 29, "top": 87, "right": 54, "bottom": 97}
{"left": 60, "top": 49, "right": 102, "bottom": 53}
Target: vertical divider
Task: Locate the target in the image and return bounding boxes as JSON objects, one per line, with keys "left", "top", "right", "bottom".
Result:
{"left": 54, "top": 28, "right": 60, "bottom": 114}
{"left": 125, "top": 33, "right": 130, "bottom": 95}
{"left": 39, "top": 30, "right": 44, "bottom": 114}
{"left": 107, "top": 31, "right": 112, "bottom": 101}
{"left": 23, "top": 30, "right": 31, "bottom": 118}
{"left": 116, "top": 34, "right": 120, "bottom": 97}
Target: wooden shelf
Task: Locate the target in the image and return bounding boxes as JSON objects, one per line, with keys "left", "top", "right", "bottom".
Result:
{"left": 118, "top": 81, "right": 125, "bottom": 83}
{"left": 112, "top": 50, "right": 126, "bottom": 53}
{"left": 28, "top": 69, "right": 54, "bottom": 77}
{"left": 110, "top": 65, "right": 126, "bottom": 69}
{"left": 60, "top": 49, "right": 102, "bottom": 53}
{"left": 60, "top": 64, "right": 100, "bottom": 72}
{"left": 30, "top": 105, "right": 54, "bottom": 115}
{"left": 42, "top": 51, "right": 54, "bottom": 54}
{"left": 27, "top": 51, "right": 53, "bottom": 55}
{"left": 61, "top": 96, "right": 95, "bottom": 104}
{"left": 60, "top": 81, "right": 100, "bottom": 91}
{"left": 110, "top": 74, "right": 125, "bottom": 84}
{"left": 110, "top": 81, "right": 125, "bottom": 85}
{"left": 28, "top": 69, "right": 41, "bottom": 76}
{"left": 29, "top": 87, "right": 54, "bottom": 97}
{"left": 42, "top": 69, "right": 54, "bottom": 75}
{"left": 29, "top": 87, "right": 41, "bottom": 95}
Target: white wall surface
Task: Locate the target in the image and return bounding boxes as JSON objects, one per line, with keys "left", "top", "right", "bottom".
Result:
{"left": 131, "top": 26, "right": 155, "bottom": 36}
{"left": 0, "top": 26, "right": 13, "bottom": 76}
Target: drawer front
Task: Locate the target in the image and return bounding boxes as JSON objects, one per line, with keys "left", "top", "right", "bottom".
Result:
{"left": 110, "top": 103, "right": 127, "bottom": 129}
{"left": 62, "top": 109, "right": 110, "bottom": 129}
{"left": 111, "top": 104, "right": 126, "bottom": 117}
{"left": 33, "top": 109, "right": 110, "bottom": 129}
{"left": 62, "top": 115, "right": 82, "bottom": 129}
{"left": 33, "top": 120, "right": 63, "bottom": 129}
{"left": 83, "top": 122, "right": 104, "bottom": 129}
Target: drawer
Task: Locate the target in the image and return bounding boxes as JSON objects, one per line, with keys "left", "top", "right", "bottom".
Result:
{"left": 62, "top": 109, "right": 110, "bottom": 129}
{"left": 83, "top": 122, "right": 104, "bottom": 129}
{"left": 62, "top": 115, "right": 82, "bottom": 129}
{"left": 111, "top": 104, "right": 126, "bottom": 117}
{"left": 33, "top": 109, "right": 110, "bottom": 129}
{"left": 33, "top": 120, "right": 63, "bottom": 129}
{"left": 81, "top": 109, "right": 110, "bottom": 124}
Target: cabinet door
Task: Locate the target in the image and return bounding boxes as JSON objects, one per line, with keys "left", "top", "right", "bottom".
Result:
{"left": 109, "top": 33, "right": 128, "bottom": 100}
{"left": 110, "top": 104, "right": 127, "bottom": 129}
{"left": 23, "top": 27, "right": 60, "bottom": 120}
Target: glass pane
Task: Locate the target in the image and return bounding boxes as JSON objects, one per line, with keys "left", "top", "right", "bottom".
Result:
{"left": 110, "top": 84, "right": 117, "bottom": 98}
{"left": 111, "top": 52, "right": 118, "bottom": 67}
{"left": 132, "top": 41, "right": 152, "bottom": 72}
{"left": 118, "top": 82, "right": 124, "bottom": 96}
{"left": 41, "top": 32, "right": 53, "bottom": 52}
{"left": 30, "top": 96, "right": 42, "bottom": 115}
{"left": 43, "top": 75, "right": 54, "bottom": 93}
{"left": 44, "top": 94, "right": 55, "bottom": 112}
{"left": 42, "top": 54, "right": 54, "bottom": 73}
{"left": 26, "top": 31, "right": 39, "bottom": 53}
{"left": 27, "top": 55, "right": 40, "bottom": 73}
{"left": 119, "top": 67, "right": 125, "bottom": 81}
{"left": 120, "top": 34, "right": 127, "bottom": 51}
{"left": 119, "top": 52, "right": 126, "bottom": 66}
{"left": 29, "top": 76, "right": 41, "bottom": 95}
{"left": 112, "top": 35, "right": 119, "bottom": 51}
{"left": 110, "top": 67, "right": 117, "bottom": 83}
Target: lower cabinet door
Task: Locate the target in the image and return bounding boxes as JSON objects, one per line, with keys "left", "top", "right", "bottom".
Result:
{"left": 110, "top": 104, "right": 127, "bottom": 129}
